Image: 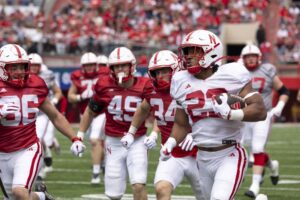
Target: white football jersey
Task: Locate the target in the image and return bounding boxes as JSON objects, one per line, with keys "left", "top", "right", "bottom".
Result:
{"left": 171, "top": 62, "right": 251, "bottom": 147}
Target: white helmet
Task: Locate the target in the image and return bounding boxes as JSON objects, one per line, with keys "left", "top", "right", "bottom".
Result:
{"left": 241, "top": 44, "right": 262, "bottom": 70}
{"left": 28, "top": 53, "right": 43, "bottom": 65}
{"left": 80, "top": 52, "right": 98, "bottom": 78}
{"left": 97, "top": 55, "right": 108, "bottom": 66}
{"left": 179, "top": 29, "right": 223, "bottom": 75}
{"left": 0, "top": 44, "right": 30, "bottom": 87}
{"left": 28, "top": 53, "right": 43, "bottom": 74}
{"left": 80, "top": 52, "right": 97, "bottom": 65}
{"left": 148, "top": 50, "right": 179, "bottom": 91}
{"left": 108, "top": 47, "right": 136, "bottom": 83}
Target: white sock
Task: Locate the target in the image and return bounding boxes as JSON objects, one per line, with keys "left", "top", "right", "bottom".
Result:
{"left": 35, "top": 192, "right": 46, "bottom": 200}
{"left": 252, "top": 174, "right": 262, "bottom": 185}
{"left": 93, "top": 165, "right": 100, "bottom": 174}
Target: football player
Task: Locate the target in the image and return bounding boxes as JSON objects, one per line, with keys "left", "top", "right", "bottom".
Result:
{"left": 0, "top": 44, "right": 84, "bottom": 199}
{"left": 297, "top": 89, "right": 300, "bottom": 102}
{"left": 68, "top": 52, "right": 106, "bottom": 184}
{"left": 28, "top": 53, "right": 63, "bottom": 179}
{"left": 121, "top": 50, "right": 205, "bottom": 200}
{"left": 161, "top": 30, "right": 267, "bottom": 200}
{"left": 240, "top": 44, "right": 289, "bottom": 198}
{"left": 77, "top": 47, "right": 152, "bottom": 200}
{"left": 97, "top": 54, "right": 110, "bottom": 75}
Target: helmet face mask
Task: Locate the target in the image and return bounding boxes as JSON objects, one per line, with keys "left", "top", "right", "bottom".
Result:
{"left": 0, "top": 44, "right": 30, "bottom": 87}
{"left": 179, "top": 30, "right": 223, "bottom": 75}
{"left": 5, "top": 63, "right": 29, "bottom": 87}
{"left": 148, "top": 50, "right": 179, "bottom": 91}
{"left": 29, "top": 64, "right": 41, "bottom": 74}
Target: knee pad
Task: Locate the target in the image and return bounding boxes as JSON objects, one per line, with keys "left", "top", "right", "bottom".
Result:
{"left": 254, "top": 153, "right": 267, "bottom": 166}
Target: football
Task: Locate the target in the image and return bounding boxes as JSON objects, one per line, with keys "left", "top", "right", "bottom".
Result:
{"left": 214, "top": 93, "right": 246, "bottom": 109}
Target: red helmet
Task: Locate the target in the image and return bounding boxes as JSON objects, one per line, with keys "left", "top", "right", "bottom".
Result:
{"left": 179, "top": 30, "right": 223, "bottom": 75}
{"left": 241, "top": 44, "right": 262, "bottom": 71}
{"left": 80, "top": 52, "right": 98, "bottom": 78}
{"left": 148, "top": 50, "right": 179, "bottom": 91}
{"left": 0, "top": 44, "right": 30, "bottom": 87}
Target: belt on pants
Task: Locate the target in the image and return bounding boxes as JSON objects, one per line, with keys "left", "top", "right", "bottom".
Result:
{"left": 197, "top": 143, "right": 236, "bottom": 152}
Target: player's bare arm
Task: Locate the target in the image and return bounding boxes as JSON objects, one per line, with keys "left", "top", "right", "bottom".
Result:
{"left": 67, "top": 83, "right": 80, "bottom": 103}
{"left": 171, "top": 107, "right": 190, "bottom": 144}
{"left": 40, "top": 97, "right": 77, "bottom": 141}
{"left": 50, "top": 82, "right": 63, "bottom": 104}
{"left": 79, "top": 106, "right": 97, "bottom": 133}
{"left": 239, "top": 82, "right": 267, "bottom": 121}
{"left": 131, "top": 99, "right": 151, "bottom": 129}
{"left": 273, "top": 75, "right": 289, "bottom": 103}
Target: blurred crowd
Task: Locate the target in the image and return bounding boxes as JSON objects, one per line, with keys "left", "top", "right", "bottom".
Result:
{"left": 0, "top": 0, "right": 299, "bottom": 64}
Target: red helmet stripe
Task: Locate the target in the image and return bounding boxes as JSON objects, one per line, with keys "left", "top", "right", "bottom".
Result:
{"left": 13, "top": 44, "right": 22, "bottom": 58}
{"left": 185, "top": 31, "right": 194, "bottom": 42}
{"left": 117, "top": 48, "right": 120, "bottom": 60}
{"left": 154, "top": 52, "right": 159, "bottom": 64}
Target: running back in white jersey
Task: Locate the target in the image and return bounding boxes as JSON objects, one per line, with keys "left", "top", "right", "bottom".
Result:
{"left": 171, "top": 62, "right": 251, "bottom": 147}
{"left": 250, "top": 63, "right": 276, "bottom": 111}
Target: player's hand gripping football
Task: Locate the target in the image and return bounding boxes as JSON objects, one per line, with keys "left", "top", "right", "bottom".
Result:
{"left": 121, "top": 132, "right": 134, "bottom": 149}
{"left": 70, "top": 137, "right": 86, "bottom": 157}
{"left": 0, "top": 102, "right": 19, "bottom": 118}
{"left": 212, "top": 93, "right": 231, "bottom": 120}
{"left": 179, "top": 133, "right": 195, "bottom": 151}
{"left": 160, "top": 137, "right": 177, "bottom": 161}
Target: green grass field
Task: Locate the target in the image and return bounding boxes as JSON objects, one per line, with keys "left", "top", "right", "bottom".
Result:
{"left": 1, "top": 124, "right": 300, "bottom": 199}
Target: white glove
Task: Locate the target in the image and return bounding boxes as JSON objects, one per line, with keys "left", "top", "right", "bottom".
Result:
{"left": 144, "top": 131, "right": 158, "bottom": 149}
{"left": 121, "top": 132, "right": 134, "bottom": 149}
{"left": 212, "top": 94, "right": 231, "bottom": 120}
{"left": 179, "top": 134, "right": 195, "bottom": 151}
{"left": 79, "top": 90, "right": 93, "bottom": 101}
{"left": 270, "top": 100, "right": 285, "bottom": 117}
{"left": 160, "top": 137, "right": 177, "bottom": 161}
{"left": 0, "top": 102, "right": 19, "bottom": 118}
{"left": 51, "top": 97, "right": 59, "bottom": 105}
{"left": 70, "top": 138, "right": 86, "bottom": 157}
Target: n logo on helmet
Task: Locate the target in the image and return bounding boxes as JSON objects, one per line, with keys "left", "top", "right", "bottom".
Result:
{"left": 209, "top": 34, "right": 216, "bottom": 45}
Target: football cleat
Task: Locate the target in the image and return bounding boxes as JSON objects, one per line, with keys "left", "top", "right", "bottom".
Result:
{"left": 91, "top": 173, "right": 101, "bottom": 184}
{"left": 255, "top": 194, "right": 268, "bottom": 200}
{"left": 245, "top": 184, "right": 259, "bottom": 199}
{"left": 270, "top": 160, "right": 279, "bottom": 185}
{"left": 35, "top": 182, "right": 55, "bottom": 200}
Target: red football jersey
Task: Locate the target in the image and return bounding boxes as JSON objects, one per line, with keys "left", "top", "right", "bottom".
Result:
{"left": 71, "top": 70, "right": 99, "bottom": 114}
{"left": 0, "top": 75, "right": 49, "bottom": 152}
{"left": 93, "top": 76, "right": 153, "bottom": 137}
{"left": 145, "top": 90, "right": 197, "bottom": 158}
{"left": 98, "top": 67, "right": 110, "bottom": 76}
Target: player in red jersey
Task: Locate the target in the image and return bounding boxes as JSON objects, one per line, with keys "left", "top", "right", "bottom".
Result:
{"left": 97, "top": 54, "right": 110, "bottom": 76}
{"left": 0, "top": 44, "right": 85, "bottom": 200}
{"left": 78, "top": 47, "right": 152, "bottom": 200}
{"left": 68, "top": 52, "right": 106, "bottom": 184}
{"left": 121, "top": 50, "right": 205, "bottom": 200}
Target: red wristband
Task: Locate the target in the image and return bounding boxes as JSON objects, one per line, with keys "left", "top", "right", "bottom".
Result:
{"left": 72, "top": 137, "right": 82, "bottom": 143}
